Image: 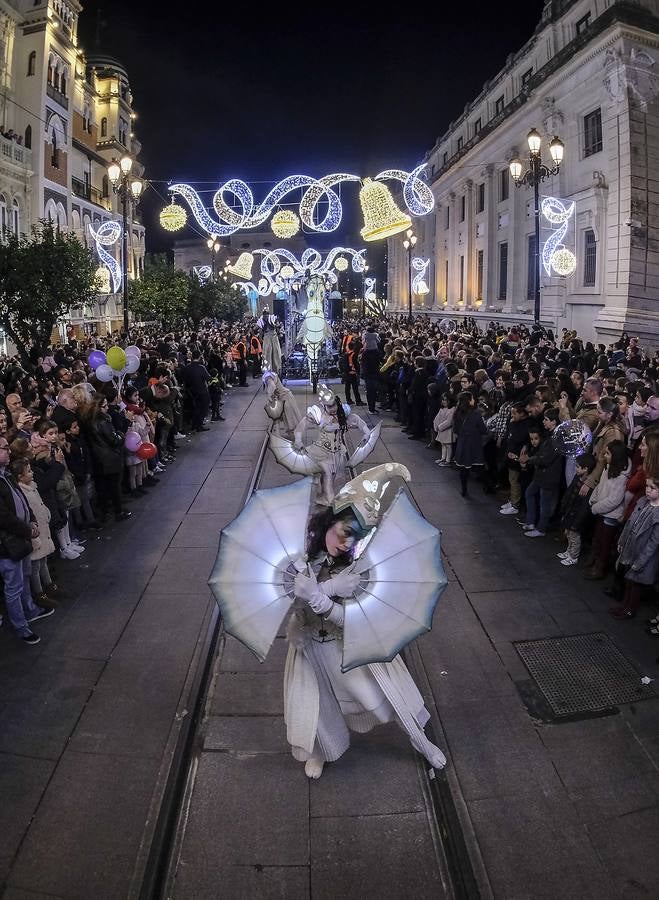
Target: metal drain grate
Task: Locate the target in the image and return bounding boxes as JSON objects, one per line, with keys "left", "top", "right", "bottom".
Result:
{"left": 515, "top": 632, "right": 655, "bottom": 716}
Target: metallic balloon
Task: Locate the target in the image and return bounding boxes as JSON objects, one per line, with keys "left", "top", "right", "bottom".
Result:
{"left": 552, "top": 419, "right": 593, "bottom": 458}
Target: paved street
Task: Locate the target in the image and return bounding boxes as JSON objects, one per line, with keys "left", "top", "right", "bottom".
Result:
{"left": 1, "top": 383, "right": 659, "bottom": 899}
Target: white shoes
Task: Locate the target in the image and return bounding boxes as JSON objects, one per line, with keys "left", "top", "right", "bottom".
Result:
{"left": 60, "top": 545, "right": 80, "bottom": 560}
{"left": 524, "top": 529, "right": 546, "bottom": 538}
{"left": 304, "top": 756, "right": 325, "bottom": 779}
{"left": 561, "top": 556, "right": 579, "bottom": 566}
{"left": 521, "top": 523, "right": 534, "bottom": 530}
{"left": 499, "top": 502, "right": 519, "bottom": 515}
{"left": 174, "top": 432, "right": 186, "bottom": 440}
{"left": 70, "top": 540, "right": 85, "bottom": 553}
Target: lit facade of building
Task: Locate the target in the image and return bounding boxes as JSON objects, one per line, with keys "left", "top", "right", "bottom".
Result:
{"left": 388, "top": 0, "right": 659, "bottom": 342}
{"left": 0, "top": 0, "right": 145, "bottom": 335}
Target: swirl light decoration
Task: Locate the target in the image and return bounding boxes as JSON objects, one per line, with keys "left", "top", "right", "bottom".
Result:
{"left": 271, "top": 210, "right": 300, "bottom": 239}
{"left": 193, "top": 265, "right": 212, "bottom": 283}
{"left": 412, "top": 257, "right": 430, "bottom": 295}
{"left": 160, "top": 202, "right": 188, "bottom": 232}
{"left": 88, "top": 220, "right": 122, "bottom": 294}
{"left": 541, "top": 197, "right": 576, "bottom": 276}
{"left": 230, "top": 246, "right": 367, "bottom": 298}
{"left": 165, "top": 166, "right": 434, "bottom": 237}
{"left": 364, "top": 277, "right": 377, "bottom": 301}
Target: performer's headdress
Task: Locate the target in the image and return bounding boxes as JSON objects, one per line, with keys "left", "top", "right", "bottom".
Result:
{"left": 333, "top": 463, "right": 411, "bottom": 529}
{"left": 317, "top": 383, "right": 336, "bottom": 406}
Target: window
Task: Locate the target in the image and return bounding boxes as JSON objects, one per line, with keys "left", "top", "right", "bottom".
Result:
{"left": 27, "top": 51, "right": 36, "bottom": 76}
{"left": 60, "top": 73, "right": 66, "bottom": 96}
{"left": 459, "top": 256, "right": 465, "bottom": 299}
{"left": 584, "top": 229, "right": 596, "bottom": 286}
{"left": 495, "top": 95, "right": 504, "bottom": 115}
{"left": 445, "top": 259, "right": 449, "bottom": 296}
{"left": 584, "top": 108, "right": 602, "bottom": 156}
{"left": 498, "top": 242, "right": 508, "bottom": 300}
{"left": 477, "top": 249, "right": 484, "bottom": 297}
{"left": 442, "top": 151, "right": 448, "bottom": 166}
{"left": 11, "top": 199, "right": 19, "bottom": 236}
{"left": 102, "top": 174, "right": 109, "bottom": 198}
{"left": 445, "top": 205, "right": 450, "bottom": 230}
{"left": 24, "top": 125, "right": 31, "bottom": 149}
{"left": 521, "top": 68, "right": 533, "bottom": 86}
{"left": 576, "top": 12, "right": 591, "bottom": 35}
{"left": 51, "top": 130, "right": 59, "bottom": 168}
{"left": 457, "top": 136, "right": 463, "bottom": 152}
{"left": 47, "top": 63, "right": 53, "bottom": 85}
{"left": 527, "top": 234, "right": 537, "bottom": 300}
{"left": 473, "top": 118, "right": 481, "bottom": 136}
{"left": 460, "top": 195, "right": 465, "bottom": 222}
{"left": 499, "top": 168, "right": 509, "bottom": 202}
{"left": 477, "top": 182, "right": 485, "bottom": 213}
{"left": 0, "top": 195, "right": 7, "bottom": 235}
{"left": 100, "top": 117, "right": 107, "bottom": 137}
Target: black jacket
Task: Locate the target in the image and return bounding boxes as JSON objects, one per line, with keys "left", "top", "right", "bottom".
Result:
{"left": 182, "top": 362, "right": 211, "bottom": 398}
{"left": 560, "top": 477, "right": 593, "bottom": 531}
{"left": 0, "top": 471, "right": 34, "bottom": 561}
{"left": 85, "top": 414, "right": 124, "bottom": 476}
{"left": 31, "top": 452, "right": 66, "bottom": 531}
{"left": 505, "top": 418, "right": 531, "bottom": 471}
{"left": 525, "top": 437, "right": 564, "bottom": 489}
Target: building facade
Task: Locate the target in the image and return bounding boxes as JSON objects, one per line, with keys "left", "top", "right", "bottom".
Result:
{"left": 388, "top": 0, "right": 659, "bottom": 342}
{"left": 0, "top": 0, "right": 145, "bottom": 335}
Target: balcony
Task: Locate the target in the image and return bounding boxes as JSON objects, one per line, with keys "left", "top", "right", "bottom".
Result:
{"left": 46, "top": 83, "right": 69, "bottom": 110}
{"left": 0, "top": 135, "right": 32, "bottom": 169}
{"left": 71, "top": 177, "right": 112, "bottom": 210}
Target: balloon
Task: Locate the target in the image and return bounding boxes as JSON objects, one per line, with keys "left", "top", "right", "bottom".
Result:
{"left": 106, "top": 346, "right": 127, "bottom": 371}
{"left": 88, "top": 350, "right": 106, "bottom": 370}
{"left": 552, "top": 419, "right": 593, "bottom": 458}
{"left": 438, "top": 318, "right": 458, "bottom": 336}
{"left": 125, "top": 345, "right": 141, "bottom": 359}
{"left": 95, "top": 364, "right": 115, "bottom": 383}
{"left": 125, "top": 431, "right": 142, "bottom": 452}
{"left": 125, "top": 354, "right": 141, "bottom": 374}
{"left": 136, "top": 442, "right": 157, "bottom": 460}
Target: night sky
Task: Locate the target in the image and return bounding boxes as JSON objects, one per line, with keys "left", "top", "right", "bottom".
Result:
{"left": 78, "top": 4, "right": 546, "bottom": 263}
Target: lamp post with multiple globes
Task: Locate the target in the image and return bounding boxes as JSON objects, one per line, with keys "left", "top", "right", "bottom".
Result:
{"left": 509, "top": 128, "right": 565, "bottom": 325}
{"left": 402, "top": 228, "right": 417, "bottom": 324}
{"left": 108, "top": 156, "right": 143, "bottom": 333}
{"left": 207, "top": 235, "right": 221, "bottom": 280}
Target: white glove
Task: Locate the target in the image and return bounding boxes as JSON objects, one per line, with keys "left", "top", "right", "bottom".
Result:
{"left": 325, "top": 568, "right": 360, "bottom": 598}
{"left": 293, "top": 567, "right": 333, "bottom": 615}
{"left": 293, "top": 434, "right": 304, "bottom": 450}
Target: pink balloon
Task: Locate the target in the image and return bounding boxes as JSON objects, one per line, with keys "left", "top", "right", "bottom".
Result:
{"left": 124, "top": 430, "right": 142, "bottom": 452}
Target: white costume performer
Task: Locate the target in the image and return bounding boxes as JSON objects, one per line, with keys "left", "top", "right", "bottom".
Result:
{"left": 262, "top": 370, "right": 302, "bottom": 435}
{"left": 257, "top": 308, "right": 282, "bottom": 375}
{"left": 285, "top": 465, "right": 447, "bottom": 779}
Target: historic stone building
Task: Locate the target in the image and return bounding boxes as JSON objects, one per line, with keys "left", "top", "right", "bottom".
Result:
{"left": 388, "top": 0, "right": 659, "bottom": 341}
{"left": 0, "top": 0, "right": 146, "bottom": 335}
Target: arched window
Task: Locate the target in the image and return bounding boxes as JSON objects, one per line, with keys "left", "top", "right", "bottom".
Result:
{"left": 102, "top": 174, "right": 109, "bottom": 198}
{"left": 60, "top": 72, "right": 66, "bottom": 96}
{"left": 51, "top": 129, "right": 59, "bottom": 168}
{"left": 27, "top": 51, "right": 36, "bottom": 76}
{"left": 0, "top": 195, "right": 6, "bottom": 236}
{"left": 100, "top": 117, "right": 107, "bottom": 137}
{"left": 24, "top": 125, "right": 31, "bottom": 149}
{"left": 47, "top": 62, "right": 53, "bottom": 85}
{"left": 11, "top": 199, "right": 19, "bottom": 236}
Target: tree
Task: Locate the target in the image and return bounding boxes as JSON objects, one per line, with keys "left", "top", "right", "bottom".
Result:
{"left": 0, "top": 222, "right": 97, "bottom": 365}
{"left": 129, "top": 254, "right": 189, "bottom": 328}
{"left": 186, "top": 275, "right": 247, "bottom": 325}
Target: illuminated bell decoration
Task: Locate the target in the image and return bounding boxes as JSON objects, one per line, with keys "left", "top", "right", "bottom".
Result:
{"left": 94, "top": 266, "right": 111, "bottom": 294}
{"left": 159, "top": 202, "right": 187, "bottom": 232}
{"left": 271, "top": 210, "right": 300, "bottom": 239}
{"left": 550, "top": 247, "right": 577, "bottom": 277}
{"left": 334, "top": 256, "right": 349, "bottom": 272}
{"left": 414, "top": 280, "right": 429, "bottom": 295}
{"left": 359, "top": 177, "right": 412, "bottom": 242}
{"left": 227, "top": 251, "right": 255, "bottom": 280}
{"left": 280, "top": 265, "right": 295, "bottom": 279}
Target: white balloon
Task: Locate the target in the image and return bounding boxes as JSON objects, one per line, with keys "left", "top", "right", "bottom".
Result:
{"left": 125, "top": 355, "right": 140, "bottom": 374}
{"left": 95, "top": 364, "right": 114, "bottom": 383}
{"left": 125, "top": 345, "right": 141, "bottom": 358}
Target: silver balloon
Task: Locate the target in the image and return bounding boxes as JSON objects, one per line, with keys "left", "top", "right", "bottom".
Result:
{"left": 553, "top": 419, "right": 592, "bottom": 458}
{"left": 438, "top": 318, "right": 458, "bottom": 336}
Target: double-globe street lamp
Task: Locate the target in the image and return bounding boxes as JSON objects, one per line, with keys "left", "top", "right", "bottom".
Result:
{"left": 402, "top": 228, "right": 417, "bottom": 324}
{"left": 108, "top": 156, "right": 143, "bottom": 334}
{"left": 509, "top": 128, "right": 565, "bottom": 325}
{"left": 207, "top": 235, "right": 221, "bottom": 279}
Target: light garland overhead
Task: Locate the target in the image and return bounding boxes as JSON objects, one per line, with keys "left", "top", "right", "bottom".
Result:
{"left": 230, "top": 246, "right": 366, "bottom": 298}
{"left": 334, "top": 256, "right": 349, "bottom": 272}
{"left": 360, "top": 178, "right": 412, "bottom": 241}
{"left": 227, "top": 251, "right": 255, "bottom": 280}
{"left": 364, "top": 276, "right": 377, "bottom": 301}
{"left": 541, "top": 197, "right": 576, "bottom": 277}
{"left": 165, "top": 165, "right": 434, "bottom": 237}
{"left": 280, "top": 265, "right": 295, "bottom": 279}
{"left": 160, "top": 202, "right": 188, "bottom": 232}
{"left": 412, "top": 256, "right": 430, "bottom": 295}
{"left": 89, "top": 220, "right": 122, "bottom": 294}
{"left": 271, "top": 209, "right": 300, "bottom": 239}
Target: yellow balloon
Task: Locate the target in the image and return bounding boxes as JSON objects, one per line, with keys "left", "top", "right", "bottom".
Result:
{"left": 106, "top": 346, "right": 127, "bottom": 371}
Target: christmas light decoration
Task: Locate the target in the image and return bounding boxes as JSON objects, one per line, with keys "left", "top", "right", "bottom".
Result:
{"left": 159, "top": 202, "right": 187, "bottom": 232}
{"left": 412, "top": 257, "right": 430, "bottom": 295}
{"left": 334, "top": 256, "right": 348, "bottom": 272}
{"left": 541, "top": 197, "right": 576, "bottom": 276}
{"left": 360, "top": 178, "right": 412, "bottom": 241}
{"left": 549, "top": 246, "right": 577, "bottom": 276}
{"left": 193, "top": 265, "right": 212, "bottom": 283}
{"left": 364, "top": 277, "right": 377, "bottom": 301}
{"left": 94, "top": 266, "right": 111, "bottom": 294}
{"left": 89, "top": 220, "right": 122, "bottom": 294}
{"left": 280, "top": 265, "right": 295, "bottom": 279}
{"left": 167, "top": 166, "right": 433, "bottom": 238}
{"left": 227, "top": 251, "right": 255, "bottom": 280}
{"left": 271, "top": 210, "right": 300, "bottom": 238}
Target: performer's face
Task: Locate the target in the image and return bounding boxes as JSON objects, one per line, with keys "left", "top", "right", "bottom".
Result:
{"left": 325, "top": 520, "right": 357, "bottom": 557}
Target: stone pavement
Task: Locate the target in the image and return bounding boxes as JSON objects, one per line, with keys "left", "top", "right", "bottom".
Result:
{"left": 2, "top": 382, "right": 659, "bottom": 899}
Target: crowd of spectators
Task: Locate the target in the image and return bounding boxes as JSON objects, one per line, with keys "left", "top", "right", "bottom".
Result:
{"left": 0, "top": 319, "right": 256, "bottom": 647}
{"left": 335, "top": 317, "right": 659, "bottom": 625}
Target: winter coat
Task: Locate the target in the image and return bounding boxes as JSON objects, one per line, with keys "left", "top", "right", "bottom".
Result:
{"left": 0, "top": 471, "right": 34, "bottom": 561}
{"left": 31, "top": 451, "right": 66, "bottom": 531}
{"left": 63, "top": 433, "right": 93, "bottom": 484}
{"left": 525, "top": 436, "right": 564, "bottom": 489}
{"left": 125, "top": 413, "right": 150, "bottom": 468}
{"left": 504, "top": 417, "right": 531, "bottom": 471}
{"left": 85, "top": 413, "right": 124, "bottom": 476}
{"left": 454, "top": 408, "right": 488, "bottom": 468}
{"left": 21, "top": 480, "right": 55, "bottom": 561}
{"left": 617, "top": 498, "right": 659, "bottom": 585}
{"left": 560, "top": 477, "right": 593, "bottom": 532}
{"left": 589, "top": 463, "right": 631, "bottom": 522}
{"left": 433, "top": 407, "right": 455, "bottom": 444}
{"left": 360, "top": 349, "right": 382, "bottom": 378}
{"left": 586, "top": 421, "right": 625, "bottom": 489}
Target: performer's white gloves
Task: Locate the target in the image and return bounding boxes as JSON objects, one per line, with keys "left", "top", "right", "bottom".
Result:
{"left": 293, "top": 434, "right": 304, "bottom": 450}
{"left": 294, "top": 568, "right": 333, "bottom": 614}
{"left": 324, "top": 569, "right": 360, "bottom": 598}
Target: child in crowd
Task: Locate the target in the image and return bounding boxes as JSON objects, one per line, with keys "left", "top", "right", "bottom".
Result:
{"left": 433, "top": 395, "right": 455, "bottom": 466}
{"left": 10, "top": 458, "right": 57, "bottom": 607}
{"left": 500, "top": 402, "right": 530, "bottom": 515}
{"left": 208, "top": 368, "right": 225, "bottom": 422}
{"left": 613, "top": 476, "right": 659, "bottom": 621}
{"left": 584, "top": 440, "right": 631, "bottom": 580}
{"left": 63, "top": 418, "right": 98, "bottom": 529}
{"left": 557, "top": 453, "right": 596, "bottom": 566}
{"left": 520, "top": 417, "right": 564, "bottom": 538}
{"left": 425, "top": 382, "right": 442, "bottom": 448}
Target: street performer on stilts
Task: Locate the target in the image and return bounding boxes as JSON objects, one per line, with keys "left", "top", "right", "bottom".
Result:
{"left": 257, "top": 307, "right": 282, "bottom": 376}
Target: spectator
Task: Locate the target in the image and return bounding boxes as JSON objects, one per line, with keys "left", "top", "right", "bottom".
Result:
{"left": 558, "top": 453, "right": 597, "bottom": 566}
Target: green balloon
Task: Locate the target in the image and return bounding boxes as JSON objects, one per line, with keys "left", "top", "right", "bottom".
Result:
{"left": 106, "top": 346, "right": 127, "bottom": 371}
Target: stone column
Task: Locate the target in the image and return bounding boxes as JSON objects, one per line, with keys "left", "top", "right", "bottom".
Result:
{"left": 464, "top": 179, "right": 474, "bottom": 305}
{"left": 483, "top": 165, "right": 497, "bottom": 310}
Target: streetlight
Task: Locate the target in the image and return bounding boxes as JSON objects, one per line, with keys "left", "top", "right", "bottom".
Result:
{"left": 361, "top": 263, "right": 370, "bottom": 318}
{"left": 402, "top": 228, "right": 417, "bottom": 324}
{"left": 206, "top": 234, "right": 221, "bottom": 280}
{"left": 509, "top": 128, "right": 565, "bottom": 324}
{"left": 108, "top": 155, "right": 143, "bottom": 333}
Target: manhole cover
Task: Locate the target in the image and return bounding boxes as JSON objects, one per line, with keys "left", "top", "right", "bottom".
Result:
{"left": 514, "top": 632, "right": 655, "bottom": 716}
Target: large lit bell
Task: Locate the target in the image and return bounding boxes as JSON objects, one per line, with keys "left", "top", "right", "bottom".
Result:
{"left": 227, "top": 251, "right": 254, "bottom": 280}
{"left": 360, "top": 178, "right": 412, "bottom": 242}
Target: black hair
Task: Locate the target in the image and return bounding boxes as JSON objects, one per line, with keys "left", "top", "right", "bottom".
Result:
{"left": 576, "top": 453, "right": 596, "bottom": 473}
{"left": 306, "top": 507, "right": 368, "bottom": 562}
{"left": 606, "top": 440, "right": 628, "bottom": 478}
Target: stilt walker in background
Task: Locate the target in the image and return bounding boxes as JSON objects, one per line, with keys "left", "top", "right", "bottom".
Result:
{"left": 258, "top": 307, "right": 282, "bottom": 376}
{"left": 262, "top": 370, "right": 302, "bottom": 436}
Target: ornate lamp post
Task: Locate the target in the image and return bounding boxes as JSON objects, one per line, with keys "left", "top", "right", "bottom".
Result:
{"left": 509, "top": 129, "right": 565, "bottom": 324}
{"left": 402, "top": 228, "right": 417, "bottom": 324}
{"left": 207, "top": 235, "right": 221, "bottom": 280}
{"left": 108, "top": 156, "right": 143, "bottom": 334}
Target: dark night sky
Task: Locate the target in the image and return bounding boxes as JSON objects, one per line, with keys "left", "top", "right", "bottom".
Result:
{"left": 78, "top": 5, "right": 546, "bottom": 260}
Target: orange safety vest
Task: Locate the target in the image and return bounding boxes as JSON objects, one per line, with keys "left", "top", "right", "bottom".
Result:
{"left": 231, "top": 342, "right": 245, "bottom": 361}
{"left": 341, "top": 333, "right": 355, "bottom": 354}
{"left": 250, "top": 336, "right": 262, "bottom": 354}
